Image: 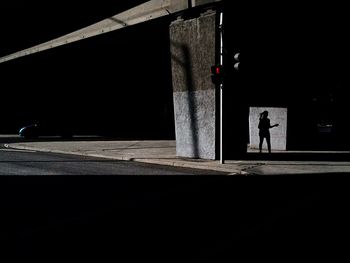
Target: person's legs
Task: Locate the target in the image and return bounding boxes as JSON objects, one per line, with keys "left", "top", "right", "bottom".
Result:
{"left": 266, "top": 134, "right": 271, "bottom": 153}
{"left": 259, "top": 135, "right": 264, "bottom": 153}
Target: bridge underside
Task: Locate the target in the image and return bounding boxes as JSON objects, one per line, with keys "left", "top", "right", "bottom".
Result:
{"left": 1, "top": 0, "right": 349, "bottom": 159}
{"left": 0, "top": 0, "right": 221, "bottom": 64}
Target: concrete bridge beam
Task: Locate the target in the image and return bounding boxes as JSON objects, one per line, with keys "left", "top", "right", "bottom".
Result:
{"left": 0, "top": 0, "right": 221, "bottom": 64}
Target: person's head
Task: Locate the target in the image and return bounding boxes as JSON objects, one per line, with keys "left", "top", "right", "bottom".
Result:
{"left": 260, "top": 110, "right": 268, "bottom": 118}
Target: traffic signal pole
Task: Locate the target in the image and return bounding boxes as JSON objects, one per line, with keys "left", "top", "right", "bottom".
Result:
{"left": 219, "top": 11, "right": 224, "bottom": 164}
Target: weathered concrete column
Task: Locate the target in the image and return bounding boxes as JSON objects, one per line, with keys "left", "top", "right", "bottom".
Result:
{"left": 169, "top": 10, "right": 218, "bottom": 159}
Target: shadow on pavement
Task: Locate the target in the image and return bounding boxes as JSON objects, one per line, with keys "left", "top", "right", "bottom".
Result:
{"left": 1, "top": 175, "right": 350, "bottom": 261}
{"left": 242, "top": 152, "right": 350, "bottom": 162}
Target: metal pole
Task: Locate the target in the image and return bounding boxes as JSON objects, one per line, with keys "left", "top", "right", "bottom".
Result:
{"left": 219, "top": 11, "right": 224, "bottom": 164}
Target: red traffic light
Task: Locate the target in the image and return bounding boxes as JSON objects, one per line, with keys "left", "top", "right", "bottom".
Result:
{"left": 211, "top": 65, "right": 223, "bottom": 75}
{"left": 211, "top": 65, "right": 224, "bottom": 85}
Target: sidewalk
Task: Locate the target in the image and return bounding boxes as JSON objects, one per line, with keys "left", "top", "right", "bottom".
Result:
{"left": 7, "top": 138, "right": 350, "bottom": 175}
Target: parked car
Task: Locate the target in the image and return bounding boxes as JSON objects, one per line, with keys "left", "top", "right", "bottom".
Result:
{"left": 19, "top": 123, "right": 39, "bottom": 138}
{"left": 19, "top": 122, "right": 73, "bottom": 139}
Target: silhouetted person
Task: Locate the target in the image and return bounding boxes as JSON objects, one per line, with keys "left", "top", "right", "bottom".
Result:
{"left": 258, "top": 111, "right": 279, "bottom": 153}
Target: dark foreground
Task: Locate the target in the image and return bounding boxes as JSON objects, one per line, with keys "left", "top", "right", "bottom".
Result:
{"left": 1, "top": 175, "right": 350, "bottom": 261}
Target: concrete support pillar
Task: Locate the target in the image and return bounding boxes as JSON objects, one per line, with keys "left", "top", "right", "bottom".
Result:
{"left": 169, "top": 10, "right": 218, "bottom": 159}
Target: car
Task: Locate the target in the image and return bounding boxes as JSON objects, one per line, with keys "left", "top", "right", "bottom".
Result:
{"left": 317, "top": 121, "right": 333, "bottom": 134}
{"left": 19, "top": 122, "right": 73, "bottom": 139}
{"left": 19, "top": 123, "right": 39, "bottom": 138}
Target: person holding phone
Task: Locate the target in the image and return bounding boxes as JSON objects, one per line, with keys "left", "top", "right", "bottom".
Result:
{"left": 258, "top": 110, "right": 279, "bottom": 153}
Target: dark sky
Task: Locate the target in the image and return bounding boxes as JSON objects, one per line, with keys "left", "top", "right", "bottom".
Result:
{"left": 0, "top": 0, "right": 149, "bottom": 57}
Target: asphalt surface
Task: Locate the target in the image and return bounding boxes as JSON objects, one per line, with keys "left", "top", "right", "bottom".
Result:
{"left": 5, "top": 135, "right": 350, "bottom": 175}
{"left": 2, "top": 174, "right": 350, "bottom": 261}
{"left": 0, "top": 147, "right": 226, "bottom": 175}
{"left": 1, "top": 135, "right": 350, "bottom": 261}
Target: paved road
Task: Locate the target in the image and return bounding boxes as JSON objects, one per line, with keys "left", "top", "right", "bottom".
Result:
{"left": 2, "top": 172, "right": 349, "bottom": 262}
{"left": 1, "top": 138, "right": 350, "bottom": 261}
{"left": 7, "top": 135, "right": 350, "bottom": 175}
{"left": 0, "top": 144, "right": 227, "bottom": 175}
